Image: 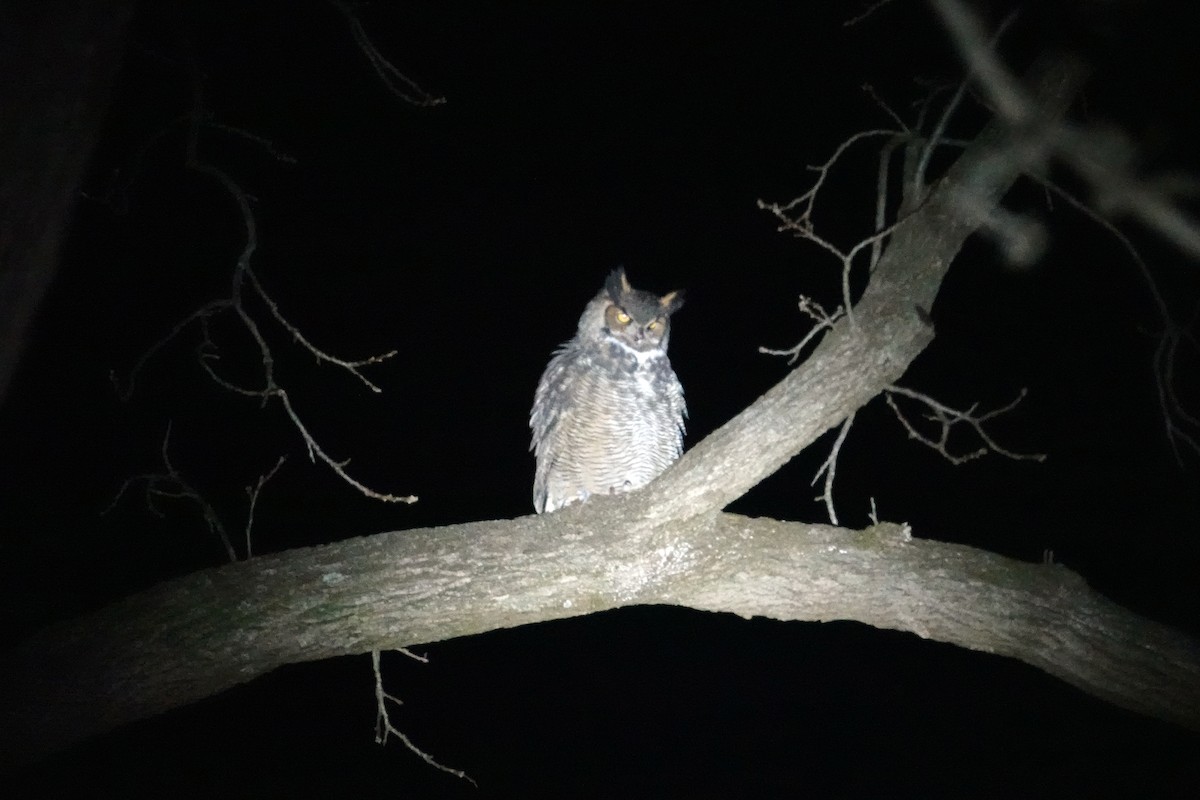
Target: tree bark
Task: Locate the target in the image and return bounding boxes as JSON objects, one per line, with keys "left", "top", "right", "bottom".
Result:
{"left": 5, "top": 54, "right": 1195, "bottom": 767}
{"left": 0, "top": 0, "right": 136, "bottom": 409}
{"left": 3, "top": 513, "right": 1197, "bottom": 766}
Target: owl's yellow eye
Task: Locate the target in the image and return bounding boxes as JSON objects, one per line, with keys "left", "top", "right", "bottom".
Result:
{"left": 647, "top": 320, "right": 660, "bottom": 331}
{"left": 615, "top": 310, "right": 631, "bottom": 325}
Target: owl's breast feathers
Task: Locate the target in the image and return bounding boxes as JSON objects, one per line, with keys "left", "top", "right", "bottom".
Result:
{"left": 530, "top": 339, "right": 685, "bottom": 513}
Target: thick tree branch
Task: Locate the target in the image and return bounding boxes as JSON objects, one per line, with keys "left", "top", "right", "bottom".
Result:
{"left": 3, "top": 512, "right": 1196, "bottom": 766}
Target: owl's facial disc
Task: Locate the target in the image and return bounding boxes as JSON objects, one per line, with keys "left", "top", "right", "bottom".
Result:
{"left": 603, "top": 303, "right": 666, "bottom": 352}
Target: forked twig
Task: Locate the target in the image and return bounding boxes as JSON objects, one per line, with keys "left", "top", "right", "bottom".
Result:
{"left": 812, "top": 413, "right": 856, "bottom": 525}
{"left": 103, "top": 422, "right": 238, "bottom": 562}
{"left": 371, "top": 651, "right": 474, "bottom": 784}
{"left": 885, "top": 385, "right": 1045, "bottom": 465}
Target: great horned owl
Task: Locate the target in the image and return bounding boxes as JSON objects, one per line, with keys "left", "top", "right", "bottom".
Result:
{"left": 530, "top": 268, "right": 686, "bottom": 513}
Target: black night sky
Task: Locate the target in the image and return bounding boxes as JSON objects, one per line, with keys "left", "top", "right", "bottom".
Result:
{"left": 3, "top": 1, "right": 1200, "bottom": 796}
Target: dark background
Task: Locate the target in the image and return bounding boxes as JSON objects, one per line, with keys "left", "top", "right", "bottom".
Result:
{"left": 3, "top": 0, "right": 1199, "bottom": 796}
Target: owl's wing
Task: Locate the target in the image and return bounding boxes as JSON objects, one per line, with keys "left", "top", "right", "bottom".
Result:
{"left": 672, "top": 382, "right": 687, "bottom": 457}
{"left": 530, "top": 346, "right": 573, "bottom": 453}
{"left": 530, "top": 345, "right": 580, "bottom": 512}
{"left": 658, "top": 358, "right": 687, "bottom": 458}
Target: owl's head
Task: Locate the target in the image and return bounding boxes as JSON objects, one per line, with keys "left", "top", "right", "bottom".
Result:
{"left": 579, "top": 267, "right": 684, "bottom": 353}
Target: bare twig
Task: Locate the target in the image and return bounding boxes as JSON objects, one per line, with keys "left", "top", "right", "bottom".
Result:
{"left": 757, "top": 121, "right": 976, "bottom": 335}
{"left": 103, "top": 422, "right": 239, "bottom": 563}
{"left": 244, "top": 455, "right": 287, "bottom": 559}
{"left": 1034, "top": 177, "right": 1200, "bottom": 462}
{"left": 370, "top": 651, "right": 474, "bottom": 784}
{"left": 328, "top": 1, "right": 445, "bottom": 107}
{"left": 885, "top": 384, "right": 1046, "bottom": 465}
{"left": 844, "top": 0, "right": 899, "bottom": 28}
{"left": 396, "top": 647, "right": 428, "bottom": 663}
{"left": 241, "top": 266, "right": 398, "bottom": 394}
{"left": 759, "top": 188, "right": 912, "bottom": 328}
{"left": 812, "top": 413, "right": 856, "bottom": 525}
{"left": 189, "top": 143, "right": 413, "bottom": 499}
{"left": 759, "top": 129, "right": 899, "bottom": 227}
{"left": 862, "top": 84, "right": 910, "bottom": 133}
{"left": 110, "top": 300, "right": 227, "bottom": 401}
{"left": 113, "top": 77, "right": 415, "bottom": 504}
{"left": 912, "top": 76, "right": 969, "bottom": 200}
{"left": 205, "top": 123, "right": 297, "bottom": 165}
{"left": 275, "top": 387, "right": 417, "bottom": 503}
{"left": 759, "top": 296, "right": 845, "bottom": 365}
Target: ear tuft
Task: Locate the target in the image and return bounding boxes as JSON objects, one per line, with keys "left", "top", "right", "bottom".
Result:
{"left": 605, "top": 266, "right": 631, "bottom": 302}
{"left": 659, "top": 289, "right": 685, "bottom": 316}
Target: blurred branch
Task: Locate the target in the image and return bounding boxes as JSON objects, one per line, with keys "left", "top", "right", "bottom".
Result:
{"left": 929, "top": 0, "right": 1200, "bottom": 461}
{"left": 931, "top": 0, "right": 1200, "bottom": 259}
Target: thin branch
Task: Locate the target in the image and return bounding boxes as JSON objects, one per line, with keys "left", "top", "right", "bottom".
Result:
{"left": 812, "top": 413, "right": 855, "bottom": 525}
{"left": 103, "top": 422, "right": 239, "bottom": 562}
{"left": 110, "top": 300, "right": 227, "bottom": 401}
{"left": 196, "top": 313, "right": 267, "bottom": 397}
{"left": 1035, "top": 177, "right": 1200, "bottom": 462}
{"left": 329, "top": 1, "right": 446, "bottom": 107}
{"left": 759, "top": 186, "right": 915, "bottom": 330}
{"left": 759, "top": 123, "right": 959, "bottom": 335}
{"left": 1155, "top": 327, "right": 1200, "bottom": 462}
{"left": 844, "top": 0, "right": 899, "bottom": 28}
{"left": 396, "top": 647, "right": 428, "bottom": 663}
{"left": 759, "top": 129, "right": 900, "bottom": 227}
{"left": 242, "top": 266, "right": 398, "bottom": 393}
{"left": 205, "top": 122, "right": 297, "bottom": 165}
{"left": 276, "top": 388, "right": 417, "bottom": 503}
{"left": 370, "top": 651, "right": 474, "bottom": 784}
{"left": 188, "top": 120, "right": 413, "bottom": 498}
{"left": 244, "top": 455, "right": 287, "bottom": 559}
{"left": 759, "top": 296, "right": 844, "bottom": 365}
{"left": 912, "top": 76, "right": 969, "bottom": 200}
{"left": 885, "top": 385, "right": 1046, "bottom": 465}
{"left": 862, "top": 84, "right": 910, "bottom": 133}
